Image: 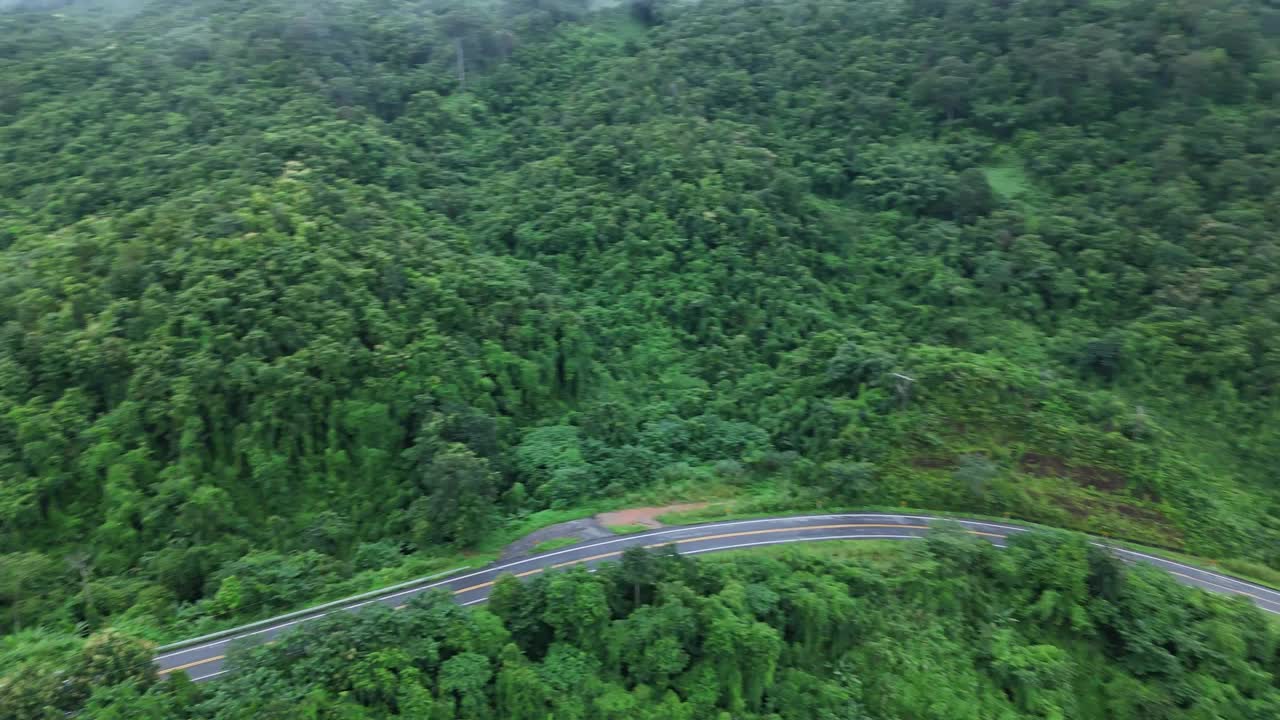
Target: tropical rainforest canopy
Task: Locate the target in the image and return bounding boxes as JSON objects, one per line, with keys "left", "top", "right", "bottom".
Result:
{"left": 2, "top": 0, "right": 1280, "bottom": 713}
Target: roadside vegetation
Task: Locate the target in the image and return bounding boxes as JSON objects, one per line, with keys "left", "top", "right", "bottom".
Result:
{"left": 606, "top": 523, "right": 652, "bottom": 535}
{"left": 6, "top": 529, "right": 1279, "bottom": 719}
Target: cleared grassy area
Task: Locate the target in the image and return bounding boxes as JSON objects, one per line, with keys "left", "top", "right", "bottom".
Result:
{"left": 709, "top": 539, "right": 909, "bottom": 566}
{"left": 982, "top": 162, "right": 1032, "bottom": 199}
{"left": 593, "top": 9, "right": 649, "bottom": 42}
{"left": 1221, "top": 558, "right": 1280, "bottom": 588}
{"left": 606, "top": 523, "right": 652, "bottom": 534}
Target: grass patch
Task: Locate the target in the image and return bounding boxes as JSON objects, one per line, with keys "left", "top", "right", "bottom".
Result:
{"left": 590, "top": 5, "right": 651, "bottom": 43}
{"left": 982, "top": 162, "right": 1032, "bottom": 199}
{"left": 656, "top": 483, "right": 815, "bottom": 525}
{"left": 607, "top": 523, "right": 652, "bottom": 535}
{"left": 659, "top": 503, "right": 737, "bottom": 525}
{"left": 532, "top": 537, "right": 581, "bottom": 554}
{"left": 1220, "top": 558, "right": 1280, "bottom": 588}
{"left": 712, "top": 539, "right": 909, "bottom": 567}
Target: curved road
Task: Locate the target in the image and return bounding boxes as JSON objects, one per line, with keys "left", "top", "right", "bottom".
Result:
{"left": 154, "top": 513, "right": 1280, "bottom": 681}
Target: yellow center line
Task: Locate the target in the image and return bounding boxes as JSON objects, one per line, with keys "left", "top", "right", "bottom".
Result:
{"left": 160, "top": 654, "right": 228, "bottom": 674}
{"left": 641, "top": 523, "right": 936, "bottom": 548}
{"left": 499, "top": 524, "right": 938, "bottom": 584}
{"left": 394, "top": 568, "right": 544, "bottom": 609}
{"left": 159, "top": 523, "right": 953, "bottom": 675}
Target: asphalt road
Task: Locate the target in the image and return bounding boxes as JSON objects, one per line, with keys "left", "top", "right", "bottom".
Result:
{"left": 153, "top": 513, "right": 1280, "bottom": 681}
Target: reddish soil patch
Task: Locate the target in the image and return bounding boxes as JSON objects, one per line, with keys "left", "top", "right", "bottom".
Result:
{"left": 1112, "top": 502, "right": 1174, "bottom": 526}
{"left": 910, "top": 455, "right": 955, "bottom": 470}
{"left": 597, "top": 502, "right": 711, "bottom": 529}
{"left": 1019, "top": 452, "right": 1127, "bottom": 492}
{"left": 1020, "top": 452, "right": 1070, "bottom": 477}
{"left": 1053, "top": 496, "right": 1091, "bottom": 521}
{"left": 1047, "top": 492, "right": 1182, "bottom": 547}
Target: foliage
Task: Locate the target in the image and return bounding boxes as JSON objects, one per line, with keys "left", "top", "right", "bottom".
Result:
{"left": 11, "top": 530, "right": 1280, "bottom": 719}
{"left": 1, "top": 0, "right": 1280, "bottom": 645}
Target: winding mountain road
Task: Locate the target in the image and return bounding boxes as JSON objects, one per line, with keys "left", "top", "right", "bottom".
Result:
{"left": 153, "top": 513, "right": 1280, "bottom": 682}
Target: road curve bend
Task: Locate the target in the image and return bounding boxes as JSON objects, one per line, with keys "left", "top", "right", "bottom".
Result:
{"left": 153, "top": 513, "right": 1280, "bottom": 681}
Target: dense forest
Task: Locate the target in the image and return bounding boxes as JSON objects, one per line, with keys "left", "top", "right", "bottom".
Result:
{"left": 2, "top": 0, "right": 1280, "bottom": 680}
{"left": 6, "top": 529, "right": 1280, "bottom": 718}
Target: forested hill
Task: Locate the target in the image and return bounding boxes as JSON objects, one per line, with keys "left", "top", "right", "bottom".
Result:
{"left": 3, "top": 0, "right": 1280, "bottom": 638}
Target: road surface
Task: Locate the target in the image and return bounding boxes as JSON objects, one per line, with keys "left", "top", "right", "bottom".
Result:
{"left": 153, "top": 513, "right": 1280, "bottom": 681}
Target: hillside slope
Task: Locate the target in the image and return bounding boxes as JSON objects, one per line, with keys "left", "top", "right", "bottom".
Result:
{"left": 1, "top": 0, "right": 1279, "bottom": 637}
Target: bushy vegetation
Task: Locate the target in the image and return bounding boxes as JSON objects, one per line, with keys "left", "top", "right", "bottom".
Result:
{"left": 2, "top": 0, "right": 1280, "bottom": 649}
{"left": 6, "top": 529, "right": 1279, "bottom": 719}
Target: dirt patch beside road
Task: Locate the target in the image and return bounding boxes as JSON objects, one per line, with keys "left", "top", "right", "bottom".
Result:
{"left": 499, "top": 503, "right": 715, "bottom": 562}
{"left": 498, "top": 518, "right": 612, "bottom": 562}
{"left": 596, "top": 502, "right": 711, "bottom": 529}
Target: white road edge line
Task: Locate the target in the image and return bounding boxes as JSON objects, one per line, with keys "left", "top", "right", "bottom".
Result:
{"left": 1102, "top": 545, "right": 1280, "bottom": 600}
{"left": 457, "top": 534, "right": 934, "bottom": 602}
{"left": 157, "top": 514, "right": 938, "bottom": 659}
{"left": 156, "top": 514, "right": 1279, "bottom": 663}
{"left": 174, "top": 527, "right": 1280, "bottom": 678}
{"left": 680, "top": 534, "right": 927, "bottom": 554}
